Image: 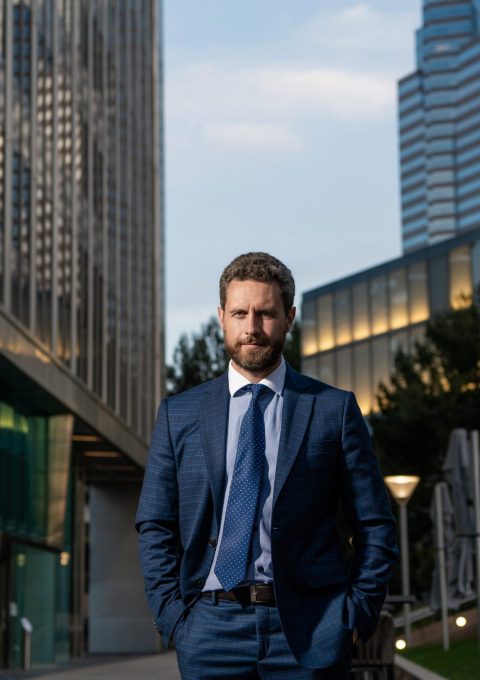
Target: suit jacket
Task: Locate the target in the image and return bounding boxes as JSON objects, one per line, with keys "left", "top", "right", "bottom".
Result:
{"left": 136, "top": 364, "right": 398, "bottom": 669}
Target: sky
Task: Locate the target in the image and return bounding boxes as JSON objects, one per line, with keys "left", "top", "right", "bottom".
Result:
{"left": 163, "top": 0, "right": 422, "bottom": 361}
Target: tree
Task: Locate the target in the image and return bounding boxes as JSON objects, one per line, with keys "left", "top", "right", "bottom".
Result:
{"left": 167, "top": 318, "right": 301, "bottom": 394}
{"left": 370, "top": 302, "right": 480, "bottom": 598}
{"left": 167, "top": 317, "right": 227, "bottom": 394}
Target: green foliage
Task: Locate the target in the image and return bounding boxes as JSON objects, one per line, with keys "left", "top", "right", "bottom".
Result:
{"left": 167, "top": 317, "right": 227, "bottom": 394}
{"left": 283, "top": 321, "right": 301, "bottom": 371}
{"left": 370, "top": 303, "right": 480, "bottom": 599}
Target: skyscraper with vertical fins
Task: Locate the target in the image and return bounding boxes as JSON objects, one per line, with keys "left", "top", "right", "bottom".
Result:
{"left": 399, "top": 0, "right": 480, "bottom": 252}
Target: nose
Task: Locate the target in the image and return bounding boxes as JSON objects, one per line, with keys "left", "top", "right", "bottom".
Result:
{"left": 245, "top": 309, "right": 261, "bottom": 336}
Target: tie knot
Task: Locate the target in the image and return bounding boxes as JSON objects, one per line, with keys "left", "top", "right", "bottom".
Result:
{"left": 249, "top": 383, "right": 269, "bottom": 400}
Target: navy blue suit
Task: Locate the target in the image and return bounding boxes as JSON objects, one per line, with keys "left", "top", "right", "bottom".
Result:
{"left": 136, "top": 365, "right": 398, "bottom": 670}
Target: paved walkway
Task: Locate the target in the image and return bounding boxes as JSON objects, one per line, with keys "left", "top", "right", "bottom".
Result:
{"left": 1, "top": 653, "right": 181, "bottom": 680}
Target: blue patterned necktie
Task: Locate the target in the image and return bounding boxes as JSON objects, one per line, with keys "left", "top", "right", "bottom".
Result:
{"left": 214, "top": 383, "right": 272, "bottom": 591}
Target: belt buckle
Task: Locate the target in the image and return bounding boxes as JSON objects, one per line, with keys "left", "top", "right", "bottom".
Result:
{"left": 250, "top": 585, "right": 258, "bottom": 603}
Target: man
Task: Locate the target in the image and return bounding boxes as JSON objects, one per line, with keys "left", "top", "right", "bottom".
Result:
{"left": 136, "top": 252, "right": 398, "bottom": 679}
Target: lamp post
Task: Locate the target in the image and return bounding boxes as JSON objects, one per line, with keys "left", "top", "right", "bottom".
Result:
{"left": 384, "top": 475, "right": 420, "bottom": 645}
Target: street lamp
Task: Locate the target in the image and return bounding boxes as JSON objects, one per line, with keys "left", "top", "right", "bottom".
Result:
{"left": 384, "top": 475, "right": 420, "bottom": 645}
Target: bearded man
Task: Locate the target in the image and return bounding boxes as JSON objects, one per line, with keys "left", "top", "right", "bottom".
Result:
{"left": 136, "top": 252, "right": 398, "bottom": 679}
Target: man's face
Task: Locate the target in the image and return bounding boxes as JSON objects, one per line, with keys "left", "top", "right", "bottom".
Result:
{"left": 218, "top": 279, "right": 295, "bottom": 378}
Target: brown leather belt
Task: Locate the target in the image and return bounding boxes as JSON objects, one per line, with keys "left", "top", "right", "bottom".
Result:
{"left": 202, "top": 584, "right": 276, "bottom": 607}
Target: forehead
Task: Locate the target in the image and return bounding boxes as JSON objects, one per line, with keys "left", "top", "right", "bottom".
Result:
{"left": 224, "top": 279, "right": 282, "bottom": 307}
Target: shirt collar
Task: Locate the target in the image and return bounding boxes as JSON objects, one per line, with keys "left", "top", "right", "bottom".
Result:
{"left": 228, "top": 357, "right": 286, "bottom": 397}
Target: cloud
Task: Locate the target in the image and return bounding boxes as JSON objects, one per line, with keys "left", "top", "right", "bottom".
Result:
{"left": 296, "top": 2, "right": 418, "bottom": 68}
{"left": 168, "top": 61, "right": 393, "bottom": 124}
{"left": 165, "top": 2, "right": 416, "bottom": 162}
{"left": 204, "top": 122, "right": 303, "bottom": 152}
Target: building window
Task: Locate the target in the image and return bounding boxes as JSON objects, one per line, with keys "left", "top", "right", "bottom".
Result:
{"left": 302, "top": 356, "right": 318, "bottom": 380}
{"left": 408, "top": 261, "right": 429, "bottom": 323}
{"left": 353, "top": 342, "right": 371, "bottom": 414}
{"left": 389, "top": 330, "right": 408, "bottom": 373}
{"left": 372, "top": 336, "right": 389, "bottom": 408}
{"left": 335, "top": 347, "right": 353, "bottom": 392}
{"left": 334, "top": 289, "right": 351, "bottom": 346}
{"left": 369, "top": 275, "right": 388, "bottom": 335}
{"left": 317, "top": 294, "right": 334, "bottom": 351}
{"left": 352, "top": 282, "right": 369, "bottom": 341}
{"left": 301, "top": 300, "right": 318, "bottom": 356}
{"left": 429, "top": 255, "right": 449, "bottom": 313}
{"left": 389, "top": 268, "right": 408, "bottom": 329}
{"left": 449, "top": 245, "right": 472, "bottom": 309}
{"left": 318, "top": 351, "right": 335, "bottom": 385}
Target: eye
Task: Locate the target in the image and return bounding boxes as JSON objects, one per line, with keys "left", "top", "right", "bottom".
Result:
{"left": 232, "top": 311, "right": 246, "bottom": 318}
{"left": 262, "top": 311, "right": 274, "bottom": 318}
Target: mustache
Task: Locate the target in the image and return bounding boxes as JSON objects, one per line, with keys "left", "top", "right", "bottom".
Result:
{"left": 239, "top": 336, "right": 266, "bottom": 346}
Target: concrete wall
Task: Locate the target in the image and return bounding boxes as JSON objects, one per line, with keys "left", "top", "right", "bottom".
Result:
{"left": 88, "top": 484, "right": 160, "bottom": 653}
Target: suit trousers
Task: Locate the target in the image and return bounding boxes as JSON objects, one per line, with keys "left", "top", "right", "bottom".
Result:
{"left": 173, "top": 596, "right": 352, "bottom": 679}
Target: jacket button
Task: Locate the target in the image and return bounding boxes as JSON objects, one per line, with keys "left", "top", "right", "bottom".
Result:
{"left": 195, "top": 578, "right": 205, "bottom": 587}
{"left": 208, "top": 538, "right": 217, "bottom": 547}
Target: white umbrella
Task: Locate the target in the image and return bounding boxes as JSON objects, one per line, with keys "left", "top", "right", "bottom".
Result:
{"left": 442, "top": 429, "right": 475, "bottom": 599}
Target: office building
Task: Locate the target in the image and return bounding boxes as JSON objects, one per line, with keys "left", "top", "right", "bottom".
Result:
{"left": 302, "top": 230, "right": 479, "bottom": 414}
{"left": 400, "top": 0, "right": 480, "bottom": 252}
{"left": 0, "top": 0, "right": 164, "bottom": 668}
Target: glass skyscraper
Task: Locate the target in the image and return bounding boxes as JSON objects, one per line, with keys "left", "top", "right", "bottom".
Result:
{"left": 0, "top": 0, "right": 164, "bottom": 668}
{"left": 400, "top": 0, "right": 480, "bottom": 252}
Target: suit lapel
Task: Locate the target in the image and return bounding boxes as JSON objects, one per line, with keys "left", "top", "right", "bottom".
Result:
{"left": 199, "top": 373, "right": 230, "bottom": 525}
{"left": 273, "top": 367, "right": 314, "bottom": 508}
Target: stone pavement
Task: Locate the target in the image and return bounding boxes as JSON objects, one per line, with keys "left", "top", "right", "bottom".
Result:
{"left": 0, "top": 653, "right": 181, "bottom": 680}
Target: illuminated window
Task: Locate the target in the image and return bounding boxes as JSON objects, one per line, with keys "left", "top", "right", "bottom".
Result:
{"left": 408, "top": 261, "right": 429, "bottom": 323}
{"left": 370, "top": 275, "right": 388, "bottom": 335}
{"left": 353, "top": 282, "right": 370, "bottom": 341}
{"left": 354, "top": 342, "right": 371, "bottom": 414}
{"left": 449, "top": 245, "right": 472, "bottom": 309}
{"left": 389, "top": 268, "right": 409, "bottom": 329}
{"left": 334, "top": 289, "right": 351, "bottom": 345}
{"left": 301, "top": 300, "right": 318, "bottom": 356}
{"left": 317, "top": 294, "right": 334, "bottom": 351}
{"left": 336, "top": 347, "right": 353, "bottom": 392}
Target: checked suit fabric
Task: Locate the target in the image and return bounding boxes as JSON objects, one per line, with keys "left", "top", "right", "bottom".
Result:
{"left": 214, "top": 383, "right": 273, "bottom": 591}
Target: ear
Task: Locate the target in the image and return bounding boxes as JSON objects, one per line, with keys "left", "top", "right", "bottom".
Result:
{"left": 217, "top": 306, "right": 225, "bottom": 331}
{"left": 286, "top": 306, "right": 296, "bottom": 331}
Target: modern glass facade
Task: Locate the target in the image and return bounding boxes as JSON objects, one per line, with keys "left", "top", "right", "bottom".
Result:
{"left": 399, "top": 0, "right": 480, "bottom": 252}
{"left": 0, "top": 0, "right": 164, "bottom": 668}
{"left": 302, "top": 228, "right": 480, "bottom": 414}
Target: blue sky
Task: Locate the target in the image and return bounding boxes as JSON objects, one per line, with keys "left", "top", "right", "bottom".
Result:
{"left": 163, "top": 0, "right": 422, "bottom": 361}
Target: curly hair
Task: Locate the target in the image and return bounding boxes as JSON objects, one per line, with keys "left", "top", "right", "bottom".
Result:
{"left": 219, "top": 252, "right": 295, "bottom": 313}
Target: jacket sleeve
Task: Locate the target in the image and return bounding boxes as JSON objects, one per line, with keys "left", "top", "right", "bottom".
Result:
{"left": 135, "top": 398, "right": 186, "bottom": 644}
{"left": 340, "top": 391, "right": 399, "bottom": 641}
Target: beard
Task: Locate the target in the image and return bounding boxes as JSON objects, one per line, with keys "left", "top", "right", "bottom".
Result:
{"left": 225, "top": 333, "right": 286, "bottom": 373}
